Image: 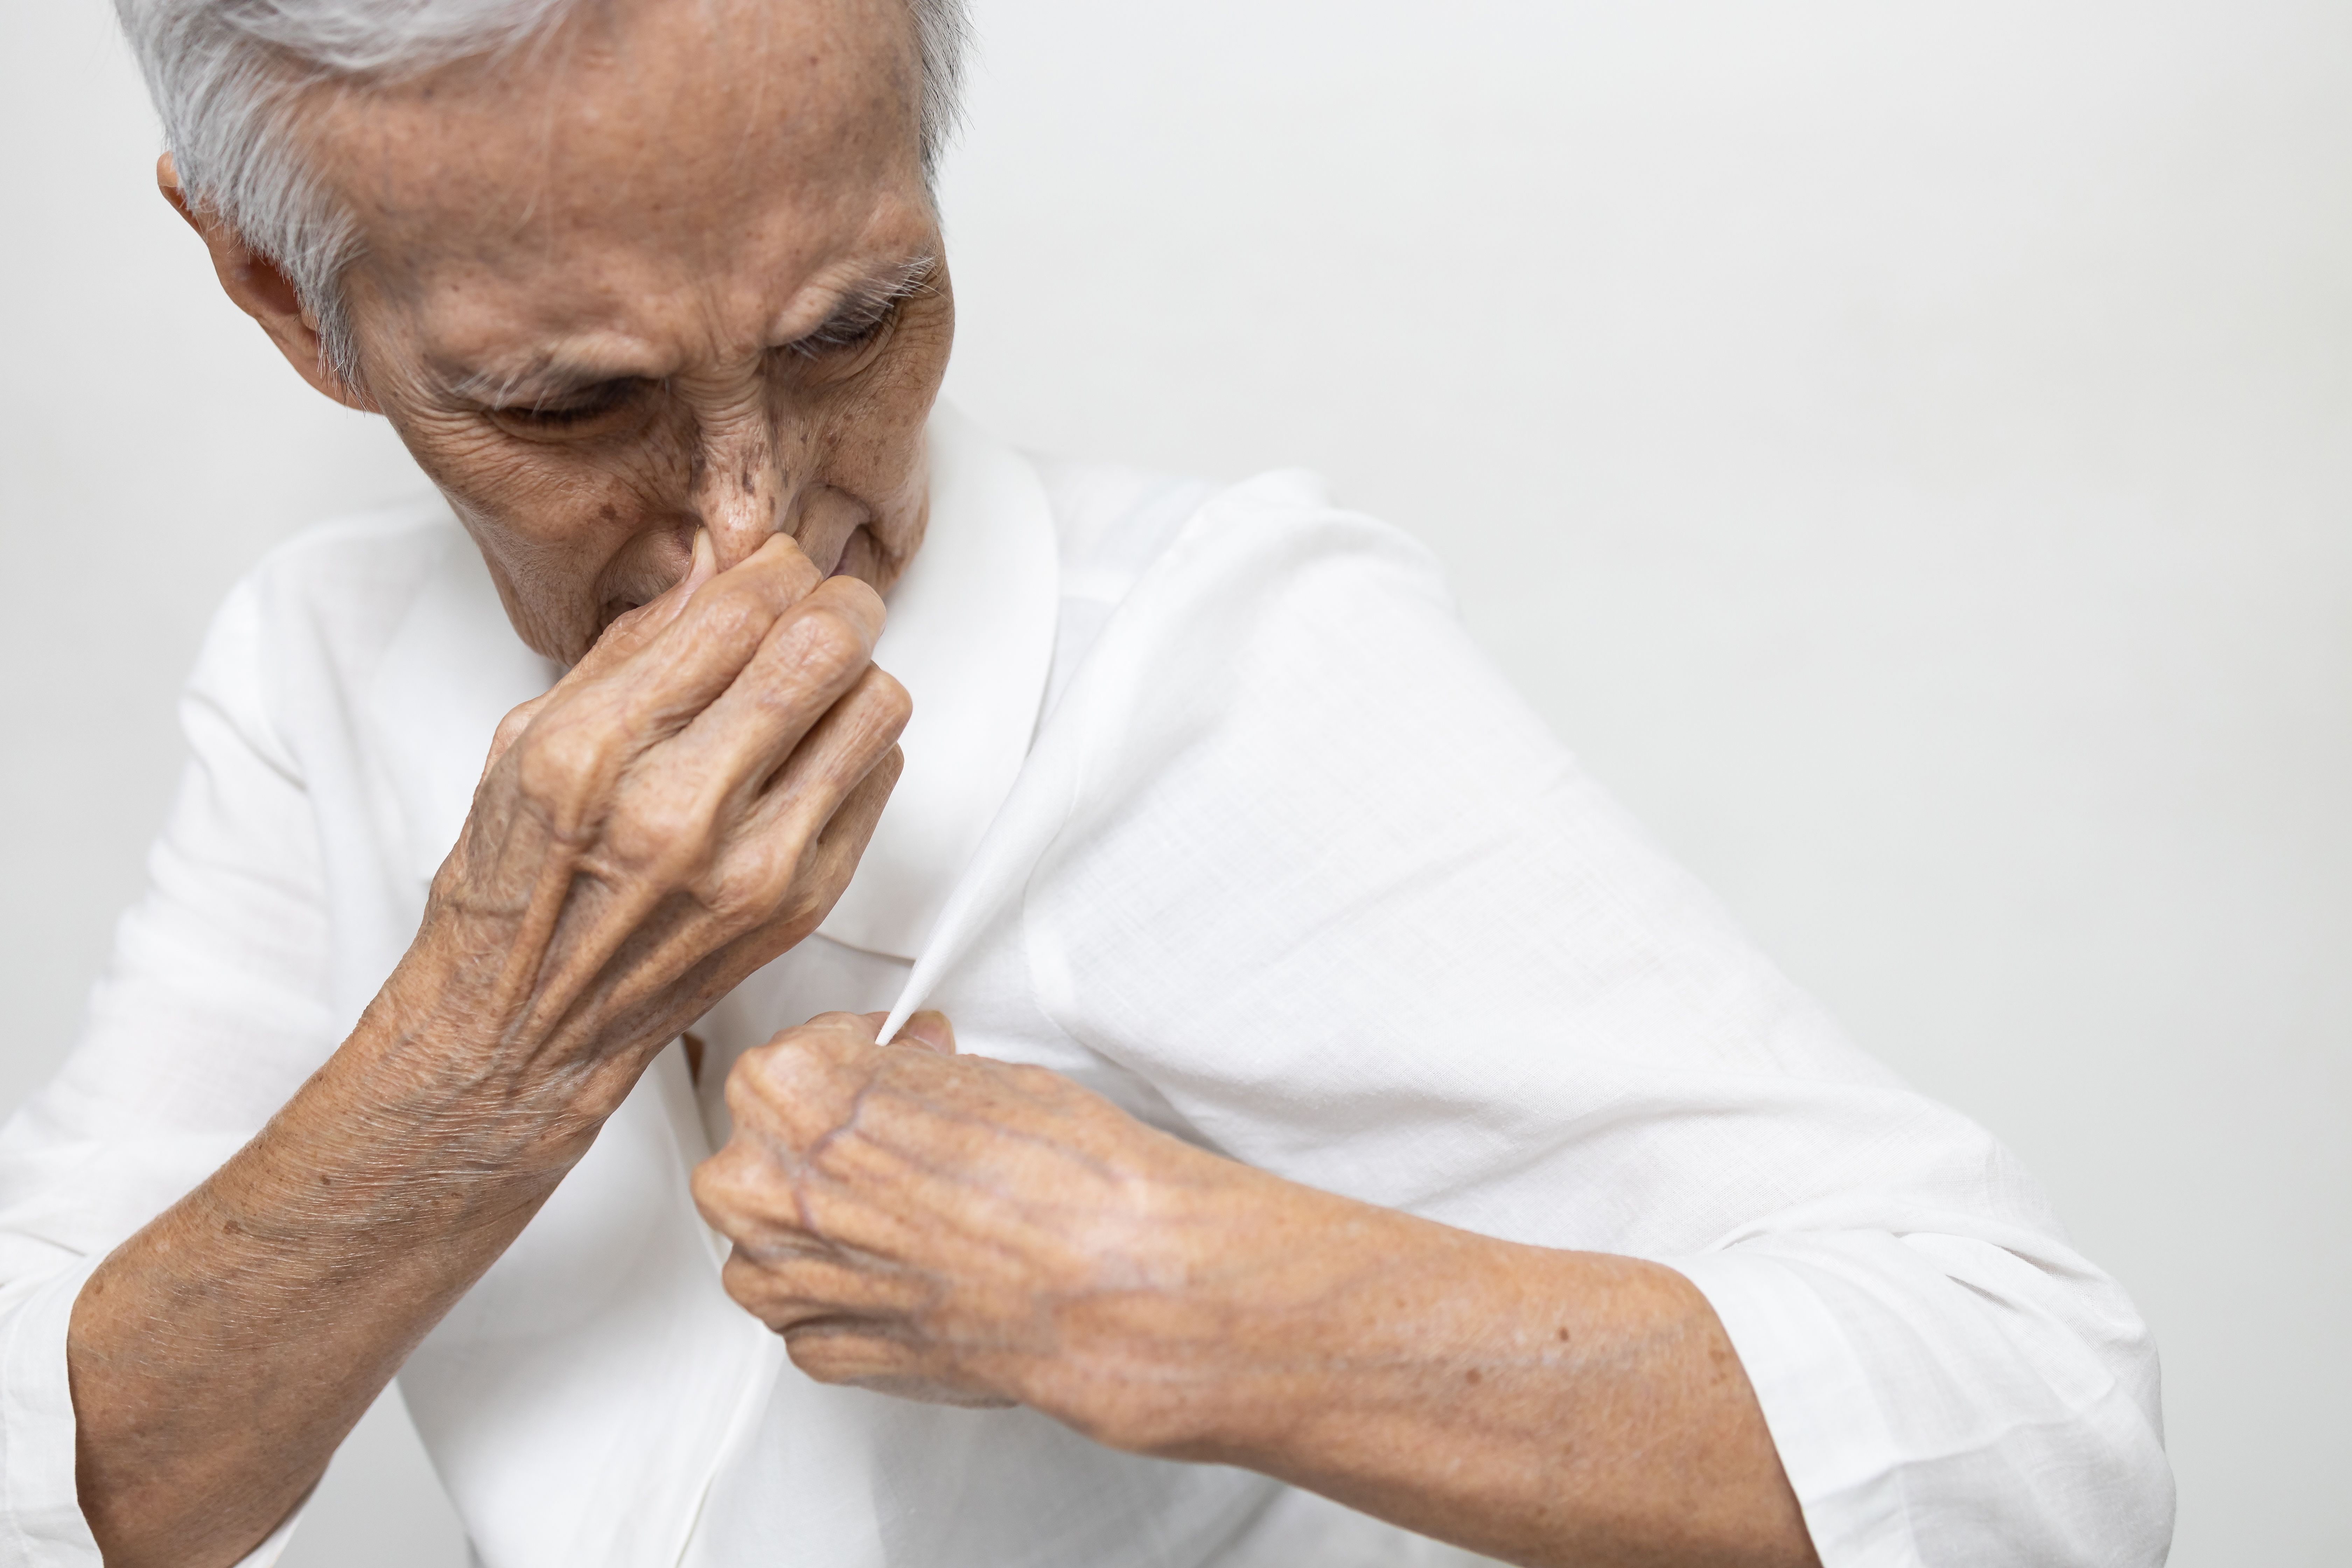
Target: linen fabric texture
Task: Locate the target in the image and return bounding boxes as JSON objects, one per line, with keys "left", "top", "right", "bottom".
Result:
{"left": 0, "top": 412, "right": 2172, "bottom": 1567}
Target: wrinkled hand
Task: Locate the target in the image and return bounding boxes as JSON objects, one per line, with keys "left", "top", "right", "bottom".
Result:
{"left": 691, "top": 1011, "right": 1304, "bottom": 1453}
{"left": 690, "top": 1018, "right": 1824, "bottom": 1568}
{"left": 377, "top": 532, "right": 909, "bottom": 1134}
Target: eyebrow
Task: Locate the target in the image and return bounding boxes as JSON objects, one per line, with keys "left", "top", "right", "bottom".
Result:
{"left": 439, "top": 357, "right": 643, "bottom": 409}
{"left": 433, "top": 253, "right": 940, "bottom": 409}
{"left": 784, "top": 254, "right": 939, "bottom": 353}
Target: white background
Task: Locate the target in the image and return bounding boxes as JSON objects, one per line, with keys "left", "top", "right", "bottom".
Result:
{"left": 3, "top": 1, "right": 2346, "bottom": 1563}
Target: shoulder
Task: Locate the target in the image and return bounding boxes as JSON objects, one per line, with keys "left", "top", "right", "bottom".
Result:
{"left": 184, "top": 497, "right": 464, "bottom": 733}
{"left": 1030, "top": 454, "right": 1453, "bottom": 716}
{"left": 236, "top": 496, "right": 470, "bottom": 639}
{"left": 188, "top": 498, "right": 548, "bottom": 839}
{"left": 1033, "top": 457, "right": 1218, "bottom": 577}
{"left": 1034, "top": 453, "right": 1451, "bottom": 629}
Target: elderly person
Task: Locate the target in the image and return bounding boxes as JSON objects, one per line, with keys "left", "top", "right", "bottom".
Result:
{"left": 0, "top": 1, "right": 2171, "bottom": 1566}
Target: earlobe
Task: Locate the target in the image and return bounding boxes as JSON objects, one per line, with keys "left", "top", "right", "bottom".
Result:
{"left": 155, "top": 152, "right": 378, "bottom": 413}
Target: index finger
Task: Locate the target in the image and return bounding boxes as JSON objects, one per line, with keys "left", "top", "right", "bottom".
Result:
{"left": 489, "top": 527, "right": 830, "bottom": 776}
{"left": 592, "top": 532, "right": 847, "bottom": 732}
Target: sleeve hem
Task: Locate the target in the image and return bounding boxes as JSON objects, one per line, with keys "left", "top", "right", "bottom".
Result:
{"left": 1, "top": 1259, "right": 104, "bottom": 1566}
{"left": 1666, "top": 1248, "right": 1918, "bottom": 1568}
{"left": 0, "top": 1259, "right": 308, "bottom": 1568}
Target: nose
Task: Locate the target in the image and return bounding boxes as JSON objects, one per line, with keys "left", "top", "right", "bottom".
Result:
{"left": 688, "top": 406, "right": 787, "bottom": 572}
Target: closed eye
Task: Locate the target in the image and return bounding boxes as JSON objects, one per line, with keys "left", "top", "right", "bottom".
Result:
{"left": 786, "top": 259, "right": 938, "bottom": 361}
{"left": 485, "top": 378, "right": 650, "bottom": 434}
{"left": 787, "top": 302, "right": 899, "bottom": 358}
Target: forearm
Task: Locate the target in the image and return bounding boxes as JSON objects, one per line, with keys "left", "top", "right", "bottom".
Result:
{"left": 67, "top": 1000, "right": 612, "bottom": 1568}
{"left": 58, "top": 537, "right": 895, "bottom": 1568}
{"left": 697, "top": 1021, "right": 1818, "bottom": 1567}
{"left": 1056, "top": 1181, "right": 1817, "bottom": 1568}
{"left": 1180, "top": 1208, "right": 1814, "bottom": 1567}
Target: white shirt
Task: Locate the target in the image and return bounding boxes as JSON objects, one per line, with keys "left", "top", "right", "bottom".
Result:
{"left": 0, "top": 411, "right": 2172, "bottom": 1567}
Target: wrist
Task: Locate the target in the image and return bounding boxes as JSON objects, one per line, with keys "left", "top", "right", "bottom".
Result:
{"left": 354, "top": 938, "right": 654, "bottom": 1158}
{"left": 272, "top": 999, "right": 607, "bottom": 1230}
{"left": 1035, "top": 1157, "right": 1410, "bottom": 1463}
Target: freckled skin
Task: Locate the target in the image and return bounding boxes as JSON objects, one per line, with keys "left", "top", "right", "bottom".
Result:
{"left": 307, "top": 0, "right": 953, "bottom": 666}
{"left": 71, "top": 0, "right": 1819, "bottom": 1564}
{"left": 176, "top": 0, "right": 951, "bottom": 667}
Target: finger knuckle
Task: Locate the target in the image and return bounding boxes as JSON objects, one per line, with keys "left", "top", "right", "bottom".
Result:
{"left": 735, "top": 1035, "right": 821, "bottom": 1107}
{"left": 695, "top": 581, "right": 777, "bottom": 644}
{"left": 612, "top": 790, "right": 721, "bottom": 874}
{"left": 723, "top": 1050, "right": 786, "bottom": 1121}
{"left": 489, "top": 699, "right": 541, "bottom": 756}
{"left": 513, "top": 713, "right": 617, "bottom": 804}
{"left": 781, "top": 604, "right": 872, "bottom": 676}
{"left": 690, "top": 1153, "right": 744, "bottom": 1214}
{"left": 783, "top": 1335, "right": 862, "bottom": 1386}
{"left": 862, "top": 670, "right": 914, "bottom": 732}
{"left": 700, "top": 853, "right": 789, "bottom": 928}
{"left": 692, "top": 1149, "right": 776, "bottom": 1222}
{"left": 719, "top": 1253, "right": 777, "bottom": 1318}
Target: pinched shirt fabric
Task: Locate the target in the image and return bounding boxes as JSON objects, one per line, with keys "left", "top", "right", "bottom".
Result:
{"left": 0, "top": 411, "right": 2172, "bottom": 1567}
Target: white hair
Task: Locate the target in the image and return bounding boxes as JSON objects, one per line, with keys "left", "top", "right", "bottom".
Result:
{"left": 113, "top": 0, "right": 972, "bottom": 387}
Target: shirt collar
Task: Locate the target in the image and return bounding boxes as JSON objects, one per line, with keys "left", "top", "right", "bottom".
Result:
{"left": 814, "top": 405, "right": 1060, "bottom": 959}
{"left": 372, "top": 404, "right": 1061, "bottom": 965}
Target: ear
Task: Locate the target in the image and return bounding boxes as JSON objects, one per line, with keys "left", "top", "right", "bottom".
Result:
{"left": 158, "top": 153, "right": 379, "bottom": 412}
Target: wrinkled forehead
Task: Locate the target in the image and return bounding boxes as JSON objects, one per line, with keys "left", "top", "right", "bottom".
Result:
{"left": 304, "top": 0, "right": 931, "bottom": 351}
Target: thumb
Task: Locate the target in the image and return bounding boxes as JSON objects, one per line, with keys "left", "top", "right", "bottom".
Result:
{"left": 869, "top": 1010, "right": 958, "bottom": 1055}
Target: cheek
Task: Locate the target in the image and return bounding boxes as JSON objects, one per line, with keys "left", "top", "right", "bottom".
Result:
{"left": 400, "top": 413, "right": 701, "bottom": 662}
{"left": 806, "top": 391, "right": 938, "bottom": 583}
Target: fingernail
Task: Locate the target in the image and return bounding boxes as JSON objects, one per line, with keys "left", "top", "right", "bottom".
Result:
{"left": 904, "top": 1011, "right": 957, "bottom": 1055}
